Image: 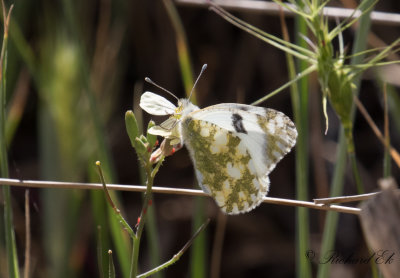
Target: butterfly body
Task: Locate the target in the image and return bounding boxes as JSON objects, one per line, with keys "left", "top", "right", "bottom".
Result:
{"left": 140, "top": 92, "right": 297, "bottom": 214}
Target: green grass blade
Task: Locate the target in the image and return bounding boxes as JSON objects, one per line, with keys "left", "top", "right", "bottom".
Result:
{"left": 58, "top": 2, "right": 132, "bottom": 276}
{"left": 190, "top": 197, "right": 207, "bottom": 278}
{"left": 91, "top": 190, "right": 114, "bottom": 278}
{"left": 132, "top": 87, "right": 163, "bottom": 278}
{"left": 161, "top": 1, "right": 206, "bottom": 277}
{"left": 107, "top": 201, "right": 131, "bottom": 278}
{"left": 162, "top": 0, "right": 196, "bottom": 103}
{"left": 0, "top": 4, "right": 20, "bottom": 277}
{"left": 1, "top": 187, "right": 20, "bottom": 278}
{"left": 251, "top": 65, "right": 316, "bottom": 106}
{"left": 317, "top": 0, "right": 374, "bottom": 277}
{"left": 37, "top": 32, "right": 88, "bottom": 277}
{"left": 210, "top": 4, "right": 315, "bottom": 62}
{"left": 317, "top": 131, "right": 347, "bottom": 278}
{"left": 291, "top": 12, "right": 311, "bottom": 278}
{"left": 108, "top": 250, "right": 116, "bottom": 278}
{"left": 38, "top": 101, "right": 85, "bottom": 278}
{"left": 143, "top": 206, "right": 163, "bottom": 278}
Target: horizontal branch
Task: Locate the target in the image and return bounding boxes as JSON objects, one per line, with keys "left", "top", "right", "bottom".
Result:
{"left": 0, "top": 178, "right": 360, "bottom": 215}
{"left": 314, "top": 191, "right": 380, "bottom": 205}
{"left": 176, "top": 0, "right": 400, "bottom": 26}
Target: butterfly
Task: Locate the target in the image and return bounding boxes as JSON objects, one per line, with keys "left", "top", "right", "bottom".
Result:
{"left": 140, "top": 65, "right": 297, "bottom": 214}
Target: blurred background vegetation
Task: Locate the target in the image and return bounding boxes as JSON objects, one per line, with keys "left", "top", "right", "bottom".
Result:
{"left": 0, "top": 0, "right": 400, "bottom": 277}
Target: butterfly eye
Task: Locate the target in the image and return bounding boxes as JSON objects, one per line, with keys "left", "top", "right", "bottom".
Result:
{"left": 174, "top": 105, "right": 184, "bottom": 115}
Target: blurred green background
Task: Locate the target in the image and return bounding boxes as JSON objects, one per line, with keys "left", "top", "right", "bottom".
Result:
{"left": 1, "top": 0, "right": 400, "bottom": 277}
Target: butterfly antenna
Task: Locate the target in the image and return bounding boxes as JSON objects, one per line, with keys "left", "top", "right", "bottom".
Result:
{"left": 188, "top": 64, "right": 207, "bottom": 100}
{"left": 145, "top": 77, "right": 179, "bottom": 102}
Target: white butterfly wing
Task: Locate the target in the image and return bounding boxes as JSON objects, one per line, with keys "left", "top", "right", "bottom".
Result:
{"left": 207, "top": 103, "right": 272, "bottom": 117}
{"left": 185, "top": 104, "right": 297, "bottom": 176}
{"left": 148, "top": 117, "right": 182, "bottom": 144}
{"left": 140, "top": 92, "right": 177, "bottom": 115}
{"left": 180, "top": 104, "right": 297, "bottom": 214}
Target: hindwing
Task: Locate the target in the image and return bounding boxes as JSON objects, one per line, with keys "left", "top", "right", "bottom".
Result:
{"left": 180, "top": 105, "right": 297, "bottom": 214}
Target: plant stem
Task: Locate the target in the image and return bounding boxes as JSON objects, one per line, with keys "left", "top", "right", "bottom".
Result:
{"left": 317, "top": 130, "right": 347, "bottom": 278}
{"left": 292, "top": 10, "right": 312, "bottom": 278}
{"left": 318, "top": 1, "right": 374, "bottom": 277}
{"left": 0, "top": 4, "right": 19, "bottom": 278}
{"left": 96, "top": 162, "right": 135, "bottom": 240}
{"left": 137, "top": 219, "right": 210, "bottom": 278}
{"left": 130, "top": 158, "right": 164, "bottom": 278}
{"left": 345, "top": 126, "right": 364, "bottom": 194}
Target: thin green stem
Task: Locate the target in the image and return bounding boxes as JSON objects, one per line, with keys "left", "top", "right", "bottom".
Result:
{"left": 96, "top": 162, "right": 135, "bottom": 240}
{"left": 349, "top": 153, "right": 364, "bottom": 194}
{"left": 1, "top": 4, "right": 19, "bottom": 278}
{"left": 210, "top": 4, "right": 315, "bottom": 62}
{"left": 344, "top": 126, "right": 364, "bottom": 194}
{"left": 161, "top": 4, "right": 206, "bottom": 276}
{"left": 251, "top": 65, "right": 316, "bottom": 106}
{"left": 130, "top": 165, "right": 152, "bottom": 278}
{"left": 108, "top": 250, "right": 116, "bottom": 278}
{"left": 276, "top": 5, "right": 311, "bottom": 277}
{"left": 137, "top": 219, "right": 210, "bottom": 278}
{"left": 130, "top": 238, "right": 138, "bottom": 278}
{"left": 328, "top": 0, "right": 377, "bottom": 40}
{"left": 130, "top": 156, "right": 164, "bottom": 278}
{"left": 60, "top": 1, "right": 131, "bottom": 276}
{"left": 318, "top": 0, "right": 374, "bottom": 277}
{"left": 8, "top": 14, "right": 37, "bottom": 79}
{"left": 291, "top": 10, "right": 311, "bottom": 278}
{"left": 317, "top": 129, "right": 347, "bottom": 278}
{"left": 98, "top": 154, "right": 159, "bottom": 278}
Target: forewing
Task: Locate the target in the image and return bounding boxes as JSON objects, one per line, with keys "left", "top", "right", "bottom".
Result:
{"left": 186, "top": 105, "right": 298, "bottom": 176}
{"left": 140, "top": 92, "right": 177, "bottom": 115}
{"left": 181, "top": 116, "right": 269, "bottom": 214}
{"left": 206, "top": 103, "right": 270, "bottom": 117}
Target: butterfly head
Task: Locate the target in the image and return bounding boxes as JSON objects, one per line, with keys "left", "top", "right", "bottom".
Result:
{"left": 139, "top": 64, "right": 205, "bottom": 155}
{"left": 178, "top": 98, "right": 199, "bottom": 118}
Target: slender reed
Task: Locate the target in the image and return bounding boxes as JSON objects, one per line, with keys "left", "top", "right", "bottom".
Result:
{"left": 0, "top": 3, "right": 19, "bottom": 278}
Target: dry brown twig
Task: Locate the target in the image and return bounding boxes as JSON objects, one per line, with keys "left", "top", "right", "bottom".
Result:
{"left": 0, "top": 178, "right": 361, "bottom": 215}
{"left": 314, "top": 179, "right": 400, "bottom": 205}
{"left": 354, "top": 95, "right": 400, "bottom": 169}
{"left": 313, "top": 192, "right": 380, "bottom": 205}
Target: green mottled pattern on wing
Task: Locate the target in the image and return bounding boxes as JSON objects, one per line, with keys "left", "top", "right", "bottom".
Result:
{"left": 182, "top": 118, "right": 267, "bottom": 214}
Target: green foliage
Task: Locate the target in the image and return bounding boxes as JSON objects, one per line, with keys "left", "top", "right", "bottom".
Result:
{"left": 0, "top": 4, "right": 20, "bottom": 278}
{"left": 94, "top": 111, "right": 208, "bottom": 278}
{"left": 125, "top": 110, "right": 140, "bottom": 147}
{"left": 108, "top": 250, "right": 116, "bottom": 278}
{"left": 146, "top": 120, "right": 157, "bottom": 149}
